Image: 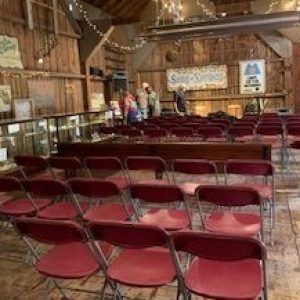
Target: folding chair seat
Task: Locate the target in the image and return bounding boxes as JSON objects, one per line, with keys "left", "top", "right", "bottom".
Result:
{"left": 88, "top": 220, "right": 176, "bottom": 297}
{"left": 170, "top": 231, "right": 267, "bottom": 300}
{"left": 286, "top": 126, "right": 300, "bottom": 144}
{"left": 196, "top": 185, "right": 264, "bottom": 239}
{"left": 125, "top": 156, "right": 171, "bottom": 185}
{"left": 21, "top": 179, "right": 88, "bottom": 220}
{"left": 0, "top": 177, "right": 51, "bottom": 217}
{"left": 14, "top": 155, "right": 55, "bottom": 179}
{"left": 172, "top": 159, "right": 218, "bottom": 196}
{"left": 84, "top": 156, "right": 129, "bottom": 190}
{"left": 159, "top": 123, "right": 180, "bottom": 131}
{"left": 115, "top": 125, "right": 133, "bottom": 132}
{"left": 129, "top": 184, "right": 192, "bottom": 231}
{"left": 170, "top": 127, "right": 196, "bottom": 139}
{"left": 47, "top": 156, "right": 85, "bottom": 180}
{"left": 68, "top": 178, "right": 133, "bottom": 222}
{"left": 14, "top": 217, "right": 112, "bottom": 299}
{"left": 225, "top": 159, "right": 275, "bottom": 232}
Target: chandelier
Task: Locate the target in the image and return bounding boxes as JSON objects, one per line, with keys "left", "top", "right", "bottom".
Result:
{"left": 154, "top": 0, "right": 184, "bottom": 25}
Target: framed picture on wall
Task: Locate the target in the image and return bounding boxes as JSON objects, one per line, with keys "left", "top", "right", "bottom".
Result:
{"left": 13, "top": 98, "right": 35, "bottom": 119}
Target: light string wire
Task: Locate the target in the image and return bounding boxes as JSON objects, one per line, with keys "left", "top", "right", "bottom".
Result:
{"left": 72, "top": 0, "right": 147, "bottom": 52}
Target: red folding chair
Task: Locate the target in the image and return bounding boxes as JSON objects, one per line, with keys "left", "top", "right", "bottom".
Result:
{"left": 170, "top": 231, "right": 267, "bottom": 300}
{"left": 88, "top": 220, "right": 176, "bottom": 299}
{"left": 129, "top": 184, "right": 192, "bottom": 231}
{"left": 0, "top": 177, "right": 51, "bottom": 218}
{"left": 125, "top": 156, "right": 171, "bottom": 185}
{"left": 14, "top": 217, "right": 111, "bottom": 299}
{"left": 159, "top": 123, "right": 180, "bottom": 131}
{"left": 14, "top": 155, "right": 53, "bottom": 179}
{"left": 68, "top": 178, "right": 133, "bottom": 222}
{"left": 225, "top": 159, "right": 275, "bottom": 240}
{"left": 256, "top": 125, "right": 283, "bottom": 148}
{"left": 21, "top": 178, "right": 88, "bottom": 220}
{"left": 172, "top": 159, "right": 218, "bottom": 196}
{"left": 84, "top": 156, "right": 129, "bottom": 190}
{"left": 196, "top": 185, "right": 264, "bottom": 240}
{"left": 47, "top": 156, "right": 85, "bottom": 180}
{"left": 228, "top": 126, "right": 254, "bottom": 142}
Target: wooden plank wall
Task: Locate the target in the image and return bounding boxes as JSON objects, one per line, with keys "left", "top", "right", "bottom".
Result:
{"left": 137, "top": 34, "right": 292, "bottom": 115}
{"left": 0, "top": 0, "right": 84, "bottom": 118}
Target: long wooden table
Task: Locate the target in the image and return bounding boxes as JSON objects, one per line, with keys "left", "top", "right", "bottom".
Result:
{"left": 57, "top": 141, "right": 272, "bottom": 162}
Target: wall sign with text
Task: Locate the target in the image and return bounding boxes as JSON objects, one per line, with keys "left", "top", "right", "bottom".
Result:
{"left": 0, "top": 35, "right": 23, "bottom": 69}
{"left": 166, "top": 65, "right": 228, "bottom": 91}
{"left": 239, "top": 59, "right": 266, "bottom": 94}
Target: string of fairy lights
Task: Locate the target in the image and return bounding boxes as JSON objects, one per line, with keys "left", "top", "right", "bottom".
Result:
{"left": 72, "top": 0, "right": 147, "bottom": 52}
{"left": 196, "top": 0, "right": 217, "bottom": 19}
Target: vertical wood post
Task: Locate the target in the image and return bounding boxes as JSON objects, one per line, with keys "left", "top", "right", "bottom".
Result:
{"left": 25, "top": 0, "right": 34, "bottom": 30}
{"left": 293, "top": 43, "right": 300, "bottom": 113}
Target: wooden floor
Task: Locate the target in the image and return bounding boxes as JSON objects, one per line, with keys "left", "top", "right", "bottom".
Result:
{"left": 0, "top": 151, "right": 300, "bottom": 299}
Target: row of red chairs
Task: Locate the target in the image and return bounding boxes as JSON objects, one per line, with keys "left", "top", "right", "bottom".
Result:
{"left": 10, "top": 155, "right": 275, "bottom": 237}
{"left": 15, "top": 217, "right": 267, "bottom": 300}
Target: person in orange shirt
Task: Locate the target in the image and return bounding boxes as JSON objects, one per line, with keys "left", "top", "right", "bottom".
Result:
{"left": 123, "top": 90, "right": 138, "bottom": 124}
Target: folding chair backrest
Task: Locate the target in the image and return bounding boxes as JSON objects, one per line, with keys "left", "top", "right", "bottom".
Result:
{"left": 170, "top": 127, "right": 195, "bottom": 137}
{"left": 119, "top": 128, "right": 142, "bottom": 137}
{"left": 21, "top": 178, "right": 70, "bottom": 197}
{"left": 196, "top": 185, "right": 261, "bottom": 207}
{"left": 205, "top": 123, "right": 227, "bottom": 131}
{"left": 14, "top": 155, "right": 49, "bottom": 178}
{"left": 287, "top": 126, "right": 300, "bottom": 136}
{"left": 0, "top": 176, "right": 23, "bottom": 192}
{"left": 99, "top": 127, "right": 117, "bottom": 135}
{"left": 256, "top": 125, "right": 283, "bottom": 136}
{"left": 143, "top": 128, "right": 168, "bottom": 138}
{"left": 129, "top": 184, "right": 185, "bottom": 204}
{"left": 198, "top": 127, "right": 223, "bottom": 138}
{"left": 229, "top": 126, "right": 254, "bottom": 137}
{"left": 159, "top": 123, "right": 180, "bottom": 130}
{"left": 84, "top": 156, "right": 124, "bottom": 172}
{"left": 171, "top": 231, "right": 265, "bottom": 261}
{"left": 48, "top": 156, "right": 82, "bottom": 171}
{"left": 125, "top": 156, "right": 167, "bottom": 173}
{"left": 172, "top": 159, "right": 217, "bottom": 175}
{"left": 68, "top": 178, "right": 121, "bottom": 198}
{"left": 226, "top": 159, "right": 274, "bottom": 176}
{"left": 89, "top": 221, "right": 168, "bottom": 249}
{"left": 15, "top": 217, "right": 86, "bottom": 245}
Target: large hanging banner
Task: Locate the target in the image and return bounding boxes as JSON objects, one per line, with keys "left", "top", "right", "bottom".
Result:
{"left": 0, "top": 35, "right": 23, "bottom": 69}
{"left": 239, "top": 59, "right": 266, "bottom": 94}
{"left": 166, "top": 65, "right": 228, "bottom": 91}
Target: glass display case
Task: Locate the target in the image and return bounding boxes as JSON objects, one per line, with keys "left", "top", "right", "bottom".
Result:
{"left": 0, "top": 117, "right": 49, "bottom": 172}
{"left": 0, "top": 110, "right": 108, "bottom": 172}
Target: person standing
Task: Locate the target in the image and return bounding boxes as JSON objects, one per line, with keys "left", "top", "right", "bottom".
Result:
{"left": 146, "top": 86, "right": 161, "bottom": 117}
{"left": 173, "top": 85, "right": 187, "bottom": 116}
{"left": 122, "top": 90, "right": 138, "bottom": 124}
{"left": 136, "top": 82, "right": 149, "bottom": 120}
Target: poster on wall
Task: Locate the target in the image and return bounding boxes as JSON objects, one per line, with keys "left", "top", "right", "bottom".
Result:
{"left": 0, "top": 35, "right": 23, "bottom": 69}
{"left": 240, "top": 59, "right": 266, "bottom": 94}
{"left": 28, "top": 80, "right": 55, "bottom": 115}
{"left": 90, "top": 93, "right": 106, "bottom": 110}
{"left": 13, "top": 98, "right": 34, "bottom": 119}
{"left": 0, "top": 85, "right": 12, "bottom": 112}
{"left": 166, "top": 65, "right": 228, "bottom": 91}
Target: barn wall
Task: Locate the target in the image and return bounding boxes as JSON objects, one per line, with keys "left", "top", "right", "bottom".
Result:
{"left": 0, "top": 0, "right": 84, "bottom": 117}
{"left": 137, "top": 34, "right": 292, "bottom": 116}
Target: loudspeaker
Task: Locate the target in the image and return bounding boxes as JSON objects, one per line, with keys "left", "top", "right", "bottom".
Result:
{"left": 112, "top": 71, "right": 128, "bottom": 92}
{"left": 90, "top": 67, "right": 104, "bottom": 77}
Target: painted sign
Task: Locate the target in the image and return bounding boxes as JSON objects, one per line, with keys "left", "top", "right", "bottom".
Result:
{"left": 0, "top": 35, "right": 23, "bottom": 69}
{"left": 0, "top": 85, "right": 12, "bottom": 112}
{"left": 240, "top": 59, "right": 266, "bottom": 94}
{"left": 166, "top": 65, "right": 228, "bottom": 91}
